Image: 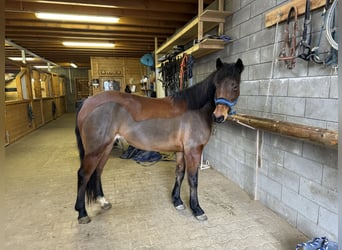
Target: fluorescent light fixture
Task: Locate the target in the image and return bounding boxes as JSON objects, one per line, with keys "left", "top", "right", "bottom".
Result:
{"left": 35, "top": 12, "right": 119, "bottom": 23}
{"left": 9, "top": 57, "right": 36, "bottom": 61}
{"left": 62, "top": 41, "right": 115, "bottom": 48}
{"left": 70, "top": 62, "right": 78, "bottom": 68}
{"left": 34, "top": 65, "right": 57, "bottom": 69}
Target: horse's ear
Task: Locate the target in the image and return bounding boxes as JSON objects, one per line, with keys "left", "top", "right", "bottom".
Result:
{"left": 216, "top": 58, "right": 223, "bottom": 69}
{"left": 235, "top": 58, "right": 244, "bottom": 73}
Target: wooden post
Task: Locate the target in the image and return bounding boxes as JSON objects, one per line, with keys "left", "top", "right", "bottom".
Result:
{"left": 218, "top": 0, "right": 224, "bottom": 35}
{"left": 198, "top": 0, "right": 204, "bottom": 41}
{"left": 228, "top": 114, "right": 338, "bottom": 148}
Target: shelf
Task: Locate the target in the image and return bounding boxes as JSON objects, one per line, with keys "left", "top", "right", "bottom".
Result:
{"left": 156, "top": 9, "right": 232, "bottom": 55}
{"left": 157, "top": 39, "right": 227, "bottom": 68}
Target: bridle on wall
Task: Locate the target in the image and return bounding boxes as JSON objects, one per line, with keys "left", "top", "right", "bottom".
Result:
{"left": 278, "top": 6, "right": 298, "bottom": 69}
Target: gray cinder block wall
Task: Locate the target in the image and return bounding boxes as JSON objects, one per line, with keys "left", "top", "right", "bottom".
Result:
{"left": 194, "top": 0, "right": 338, "bottom": 241}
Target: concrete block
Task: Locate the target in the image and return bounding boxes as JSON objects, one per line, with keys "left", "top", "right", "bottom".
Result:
{"left": 259, "top": 78, "right": 288, "bottom": 96}
{"left": 305, "top": 98, "right": 338, "bottom": 122}
{"left": 302, "top": 143, "right": 338, "bottom": 169}
{"left": 267, "top": 163, "right": 300, "bottom": 192}
{"left": 329, "top": 76, "right": 338, "bottom": 98}
{"left": 258, "top": 174, "right": 282, "bottom": 200}
{"left": 250, "top": 0, "right": 277, "bottom": 16}
{"left": 260, "top": 44, "right": 274, "bottom": 63}
{"left": 308, "top": 61, "right": 338, "bottom": 76}
{"left": 231, "top": 36, "right": 250, "bottom": 55}
{"left": 273, "top": 59, "right": 308, "bottom": 78}
{"left": 284, "top": 152, "right": 323, "bottom": 183}
{"left": 240, "top": 48, "right": 261, "bottom": 66}
{"left": 264, "top": 193, "right": 298, "bottom": 227}
{"left": 248, "top": 62, "right": 273, "bottom": 80}
{"left": 240, "top": 80, "right": 259, "bottom": 96}
{"left": 232, "top": 5, "right": 250, "bottom": 27}
{"left": 247, "top": 95, "right": 271, "bottom": 112}
{"left": 288, "top": 77, "right": 330, "bottom": 98}
{"left": 297, "top": 213, "right": 336, "bottom": 242}
{"left": 326, "top": 122, "right": 338, "bottom": 131}
{"left": 318, "top": 207, "right": 338, "bottom": 239}
{"left": 282, "top": 186, "right": 319, "bottom": 223}
{"left": 322, "top": 166, "right": 338, "bottom": 191}
{"left": 249, "top": 29, "right": 275, "bottom": 50}
{"left": 299, "top": 178, "right": 338, "bottom": 213}
{"left": 286, "top": 116, "right": 327, "bottom": 129}
{"left": 245, "top": 151, "right": 256, "bottom": 169}
{"left": 240, "top": 15, "right": 262, "bottom": 38}
{"left": 264, "top": 133, "right": 303, "bottom": 156}
{"left": 272, "top": 97, "right": 305, "bottom": 116}
{"left": 261, "top": 144, "right": 284, "bottom": 166}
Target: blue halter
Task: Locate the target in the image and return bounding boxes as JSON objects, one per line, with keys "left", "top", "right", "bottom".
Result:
{"left": 214, "top": 97, "right": 238, "bottom": 115}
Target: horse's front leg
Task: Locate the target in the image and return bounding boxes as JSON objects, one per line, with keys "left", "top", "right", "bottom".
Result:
{"left": 172, "top": 152, "right": 186, "bottom": 210}
{"left": 185, "top": 147, "right": 207, "bottom": 221}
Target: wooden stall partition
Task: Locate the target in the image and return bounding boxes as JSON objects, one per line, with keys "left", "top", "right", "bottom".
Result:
{"left": 59, "top": 76, "right": 66, "bottom": 96}
{"left": 5, "top": 78, "right": 19, "bottom": 101}
{"left": 32, "top": 99, "right": 44, "bottom": 128}
{"left": 53, "top": 96, "right": 66, "bottom": 117}
{"left": 5, "top": 67, "right": 32, "bottom": 101}
{"left": 42, "top": 97, "right": 54, "bottom": 123}
{"left": 31, "top": 69, "right": 42, "bottom": 99}
{"left": 51, "top": 73, "right": 60, "bottom": 97}
{"left": 41, "top": 72, "right": 52, "bottom": 98}
{"left": 5, "top": 100, "right": 34, "bottom": 144}
{"left": 17, "top": 67, "right": 32, "bottom": 100}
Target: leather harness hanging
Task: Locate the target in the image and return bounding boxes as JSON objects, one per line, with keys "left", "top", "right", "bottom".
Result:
{"left": 298, "top": 0, "right": 312, "bottom": 61}
{"left": 278, "top": 6, "right": 298, "bottom": 69}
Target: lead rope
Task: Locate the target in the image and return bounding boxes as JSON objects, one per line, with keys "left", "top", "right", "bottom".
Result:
{"left": 254, "top": 13, "right": 282, "bottom": 200}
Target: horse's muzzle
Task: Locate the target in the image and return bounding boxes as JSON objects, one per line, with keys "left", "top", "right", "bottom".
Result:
{"left": 212, "top": 113, "right": 225, "bottom": 123}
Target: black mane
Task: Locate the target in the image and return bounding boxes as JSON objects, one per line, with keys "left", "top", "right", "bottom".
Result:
{"left": 171, "top": 70, "right": 216, "bottom": 110}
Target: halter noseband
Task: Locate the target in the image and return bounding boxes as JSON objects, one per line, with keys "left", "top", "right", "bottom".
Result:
{"left": 214, "top": 97, "right": 238, "bottom": 115}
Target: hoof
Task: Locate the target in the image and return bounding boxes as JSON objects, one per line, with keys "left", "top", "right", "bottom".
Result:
{"left": 101, "top": 202, "right": 112, "bottom": 210}
{"left": 78, "top": 216, "right": 91, "bottom": 224}
{"left": 195, "top": 214, "right": 208, "bottom": 221}
{"left": 175, "top": 204, "right": 185, "bottom": 210}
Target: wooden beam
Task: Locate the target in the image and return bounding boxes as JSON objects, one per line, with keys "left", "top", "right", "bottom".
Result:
{"left": 265, "top": 0, "right": 326, "bottom": 28}
{"left": 228, "top": 114, "right": 338, "bottom": 148}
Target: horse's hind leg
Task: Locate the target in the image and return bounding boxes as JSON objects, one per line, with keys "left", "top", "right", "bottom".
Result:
{"left": 172, "top": 152, "right": 186, "bottom": 210}
{"left": 185, "top": 147, "right": 207, "bottom": 221}
{"left": 95, "top": 144, "right": 114, "bottom": 210}
{"left": 75, "top": 154, "right": 99, "bottom": 224}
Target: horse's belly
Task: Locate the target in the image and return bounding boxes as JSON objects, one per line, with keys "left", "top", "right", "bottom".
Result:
{"left": 118, "top": 118, "right": 184, "bottom": 152}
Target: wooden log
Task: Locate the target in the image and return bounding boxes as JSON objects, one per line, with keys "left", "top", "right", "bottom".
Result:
{"left": 228, "top": 114, "right": 338, "bottom": 148}
{"left": 265, "top": 0, "right": 326, "bottom": 28}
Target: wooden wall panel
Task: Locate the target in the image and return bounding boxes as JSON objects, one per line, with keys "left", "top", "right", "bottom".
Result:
{"left": 5, "top": 101, "right": 34, "bottom": 143}
{"left": 42, "top": 98, "right": 54, "bottom": 123}
{"left": 90, "top": 56, "right": 146, "bottom": 94}
{"left": 32, "top": 99, "right": 43, "bottom": 128}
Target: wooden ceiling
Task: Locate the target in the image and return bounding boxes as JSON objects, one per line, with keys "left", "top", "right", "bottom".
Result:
{"left": 5, "top": 0, "right": 214, "bottom": 70}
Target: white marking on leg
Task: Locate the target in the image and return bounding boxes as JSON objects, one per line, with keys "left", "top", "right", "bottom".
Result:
{"left": 97, "top": 196, "right": 109, "bottom": 206}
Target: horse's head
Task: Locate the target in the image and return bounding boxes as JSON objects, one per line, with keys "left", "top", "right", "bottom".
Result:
{"left": 212, "top": 58, "right": 244, "bottom": 123}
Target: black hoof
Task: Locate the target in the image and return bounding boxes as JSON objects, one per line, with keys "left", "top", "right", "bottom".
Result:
{"left": 78, "top": 216, "right": 91, "bottom": 224}
{"left": 195, "top": 214, "right": 208, "bottom": 221}
{"left": 101, "top": 202, "right": 112, "bottom": 210}
{"left": 175, "top": 204, "right": 185, "bottom": 210}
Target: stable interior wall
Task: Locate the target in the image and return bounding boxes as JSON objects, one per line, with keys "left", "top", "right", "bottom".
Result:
{"left": 194, "top": 0, "right": 338, "bottom": 241}
{"left": 5, "top": 68, "right": 67, "bottom": 144}
{"left": 51, "top": 67, "right": 89, "bottom": 113}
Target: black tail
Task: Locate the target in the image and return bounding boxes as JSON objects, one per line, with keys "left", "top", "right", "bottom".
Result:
{"left": 75, "top": 100, "right": 97, "bottom": 203}
{"left": 75, "top": 101, "right": 85, "bottom": 161}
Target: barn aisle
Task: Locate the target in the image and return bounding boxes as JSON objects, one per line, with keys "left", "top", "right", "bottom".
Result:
{"left": 4, "top": 113, "right": 307, "bottom": 249}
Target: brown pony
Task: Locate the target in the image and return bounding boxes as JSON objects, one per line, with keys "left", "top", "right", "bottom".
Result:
{"left": 75, "top": 58, "right": 244, "bottom": 223}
